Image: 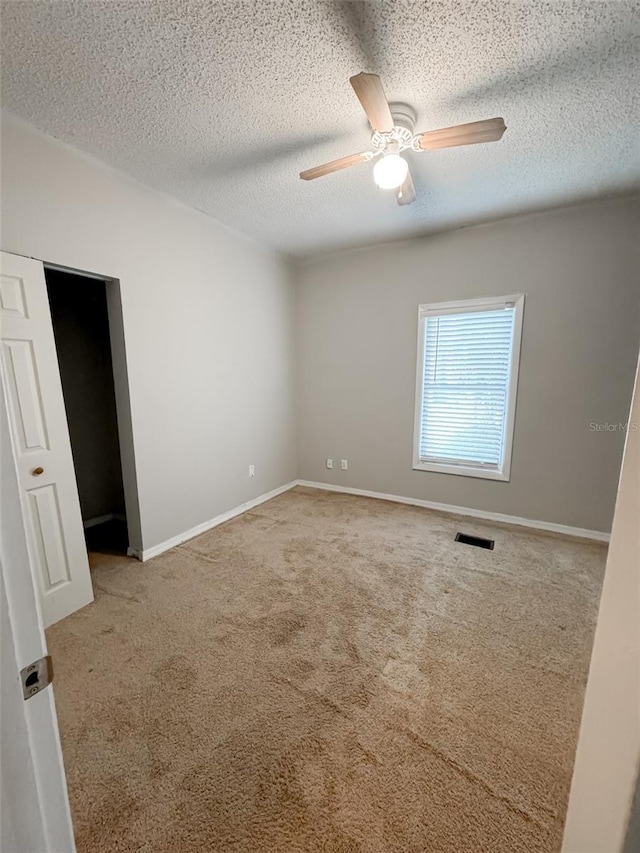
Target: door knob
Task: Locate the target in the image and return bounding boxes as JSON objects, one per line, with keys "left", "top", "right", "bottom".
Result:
{"left": 32, "top": 467, "right": 44, "bottom": 476}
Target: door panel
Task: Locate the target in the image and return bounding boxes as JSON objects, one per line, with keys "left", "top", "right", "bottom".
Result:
{"left": 2, "top": 338, "right": 49, "bottom": 451}
{"left": 29, "top": 484, "right": 72, "bottom": 588}
{"left": 0, "top": 272, "right": 29, "bottom": 317}
{"left": 0, "top": 251, "right": 93, "bottom": 626}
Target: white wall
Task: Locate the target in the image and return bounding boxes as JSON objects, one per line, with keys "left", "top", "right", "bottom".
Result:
{"left": 1, "top": 113, "right": 297, "bottom": 551}
{"left": 562, "top": 356, "right": 640, "bottom": 852}
{"left": 295, "top": 198, "right": 640, "bottom": 532}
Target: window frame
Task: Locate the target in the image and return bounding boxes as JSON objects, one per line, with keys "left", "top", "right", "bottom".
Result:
{"left": 412, "top": 293, "right": 525, "bottom": 481}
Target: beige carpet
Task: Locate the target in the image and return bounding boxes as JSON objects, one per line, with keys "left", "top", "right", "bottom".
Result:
{"left": 47, "top": 487, "right": 606, "bottom": 852}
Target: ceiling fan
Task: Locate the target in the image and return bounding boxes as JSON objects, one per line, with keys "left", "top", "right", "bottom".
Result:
{"left": 300, "top": 72, "right": 506, "bottom": 206}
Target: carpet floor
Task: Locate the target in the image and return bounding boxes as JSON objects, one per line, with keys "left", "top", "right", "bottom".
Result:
{"left": 47, "top": 487, "right": 606, "bottom": 852}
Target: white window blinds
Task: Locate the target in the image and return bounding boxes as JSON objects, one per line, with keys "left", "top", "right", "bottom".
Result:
{"left": 417, "top": 302, "right": 519, "bottom": 473}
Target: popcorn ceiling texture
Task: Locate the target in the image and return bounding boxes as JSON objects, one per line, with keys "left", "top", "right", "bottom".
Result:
{"left": 46, "top": 488, "right": 606, "bottom": 852}
{"left": 1, "top": 0, "right": 639, "bottom": 255}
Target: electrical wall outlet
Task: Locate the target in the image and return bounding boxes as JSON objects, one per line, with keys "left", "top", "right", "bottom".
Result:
{"left": 326, "top": 458, "right": 333, "bottom": 469}
{"left": 249, "top": 465, "right": 255, "bottom": 477}
{"left": 341, "top": 459, "right": 348, "bottom": 470}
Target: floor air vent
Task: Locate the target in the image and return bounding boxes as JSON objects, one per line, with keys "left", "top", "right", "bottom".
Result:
{"left": 455, "top": 532, "right": 495, "bottom": 550}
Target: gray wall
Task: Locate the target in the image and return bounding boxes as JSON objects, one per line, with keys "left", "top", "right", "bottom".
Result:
{"left": 1, "top": 113, "right": 297, "bottom": 551}
{"left": 2, "top": 112, "right": 637, "bottom": 541}
{"left": 295, "top": 197, "right": 640, "bottom": 532}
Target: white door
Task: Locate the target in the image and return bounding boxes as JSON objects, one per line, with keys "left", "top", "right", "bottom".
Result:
{"left": 1, "top": 381, "right": 76, "bottom": 852}
{"left": 0, "top": 251, "right": 93, "bottom": 627}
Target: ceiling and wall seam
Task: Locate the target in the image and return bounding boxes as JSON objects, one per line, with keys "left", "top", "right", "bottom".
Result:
{"left": 296, "top": 192, "right": 640, "bottom": 265}
{"left": 4, "top": 111, "right": 638, "bottom": 273}
{"left": 0, "top": 111, "right": 278, "bottom": 260}
{"left": 1, "top": 0, "right": 637, "bottom": 255}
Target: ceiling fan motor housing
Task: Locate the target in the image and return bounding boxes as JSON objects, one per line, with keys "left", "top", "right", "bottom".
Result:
{"left": 371, "top": 102, "right": 417, "bottom": 154}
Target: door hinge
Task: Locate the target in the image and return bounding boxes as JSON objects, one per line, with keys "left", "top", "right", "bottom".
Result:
{"left": 21, "top": 655, "right": 53, "bottom": 700}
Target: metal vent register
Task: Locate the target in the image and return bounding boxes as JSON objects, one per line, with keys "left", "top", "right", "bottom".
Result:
{"left": 455, "top": 532, "right": 495, "bottom": 550}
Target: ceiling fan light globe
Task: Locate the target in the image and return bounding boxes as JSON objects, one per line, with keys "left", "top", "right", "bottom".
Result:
{"left": 373, "top": 153, "right": 408, "bottom": 190}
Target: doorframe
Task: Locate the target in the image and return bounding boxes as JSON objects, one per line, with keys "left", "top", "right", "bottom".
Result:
{"left": 43, "top": 261, "right": 143, "bottom": 556}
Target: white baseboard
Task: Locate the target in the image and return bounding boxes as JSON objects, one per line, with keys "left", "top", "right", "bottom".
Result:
{"left": 129, "top": 477, "right": 609, "bottom": 562}
{"left": 295, "top": 480, "right": 610, "bottom": 543}
{"left": 134, "top": 481, "right": 298, "bottom": 562}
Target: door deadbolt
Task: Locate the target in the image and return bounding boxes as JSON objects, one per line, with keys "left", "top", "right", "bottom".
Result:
{"left": 32, "top": 466, "right": 44, "bottom": 476}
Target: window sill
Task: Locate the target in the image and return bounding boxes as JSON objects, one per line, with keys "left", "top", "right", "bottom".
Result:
{"left": 413, "top": 460, "right": 510, "bottom": 481}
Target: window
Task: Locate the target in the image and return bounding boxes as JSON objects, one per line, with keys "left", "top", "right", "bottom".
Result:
{"left": 413, "top": 294, "right": 524, "bottom": 481}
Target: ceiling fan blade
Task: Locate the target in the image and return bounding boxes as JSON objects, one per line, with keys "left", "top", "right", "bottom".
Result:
{"left": 349, "top": 72, "right": 394, "bottom": 133}
{"left": 299, "top": 152, "right": 370, "bottom": 181}
{"left": 416, "top": 117, "right": 506, "bottom": 151}
{"left": 396, "top": 168, "right": 416, "bottom": 206}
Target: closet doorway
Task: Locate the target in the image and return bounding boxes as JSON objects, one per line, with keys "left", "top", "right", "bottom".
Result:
{"left": 45, "top": 269, "right": 129, "bottom": 555}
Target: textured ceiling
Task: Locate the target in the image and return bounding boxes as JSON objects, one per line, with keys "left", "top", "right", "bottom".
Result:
{"left": 1, "top": 0, "right": 639, "bottom": 255}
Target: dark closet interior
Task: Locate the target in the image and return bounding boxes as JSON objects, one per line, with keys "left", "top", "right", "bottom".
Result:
{"left": 45, "top": 269, "right": 128, "bottom": 555}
